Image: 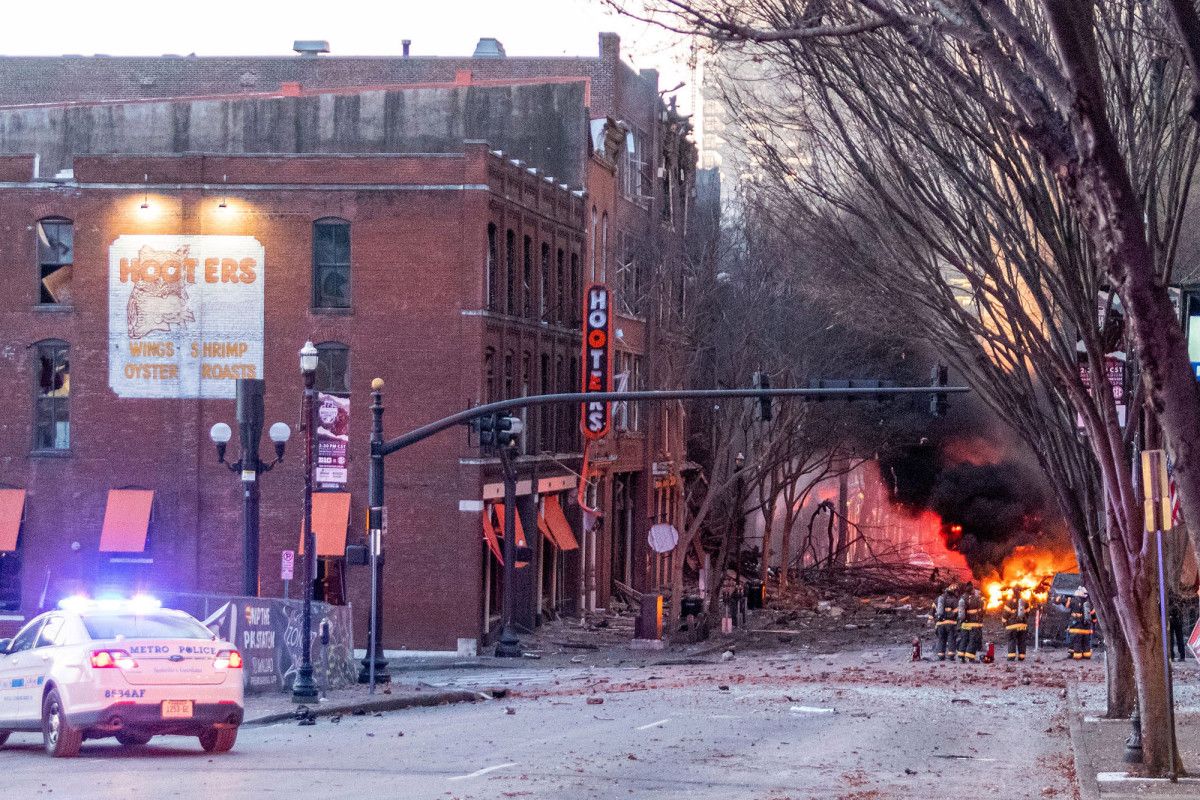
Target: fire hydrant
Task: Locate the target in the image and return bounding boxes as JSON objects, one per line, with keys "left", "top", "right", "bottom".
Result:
{"left": 911, "top": 637, "right": 921, "bottom": 661}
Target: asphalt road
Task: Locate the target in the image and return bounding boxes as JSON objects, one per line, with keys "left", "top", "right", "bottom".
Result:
{"left": 1, "top": 652, "right": 1078, "bottom": 799}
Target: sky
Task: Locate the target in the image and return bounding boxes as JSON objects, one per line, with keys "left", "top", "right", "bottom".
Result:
{"left": 2, "top": 0, "right": 696, "bottom": 107}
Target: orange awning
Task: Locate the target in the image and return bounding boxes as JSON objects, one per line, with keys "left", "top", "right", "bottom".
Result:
{"left": 482, "top": 506, "right": 503, "bottom": 563}
{"left": 300, "top": 492, "right": 351, "bottom": 556}
{"left": 0, "top": 489, "right": 25, "bottom": 552}
{"left": 493, "top": 503, "right": 528, "bottom": 567}
{"left": 99, "top": 490, "right": 154, "bottom": 553}
{"left": 543, "top": 495, "right": 579, "bottom": 551}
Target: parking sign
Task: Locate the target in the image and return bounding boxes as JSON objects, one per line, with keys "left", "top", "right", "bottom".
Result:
{"left": 281, "top": 550, "right": 295, "bottom": 581}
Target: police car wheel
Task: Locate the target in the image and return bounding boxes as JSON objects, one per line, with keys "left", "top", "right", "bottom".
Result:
{"left": 0, "top": 731, "right": 9, "bottom": 748}
{"left": 198, "top": 726, "right": 237, "bottom": 754}
{"left": 42, "top": 689, "right": 82, "bottom": 758}
{"left": 115, "top": 731, "right": 153, "bottom": 747}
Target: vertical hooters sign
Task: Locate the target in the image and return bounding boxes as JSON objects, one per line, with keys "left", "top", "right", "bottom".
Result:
{"left": 581, "top": 283, "right": 613, "bottom": 439}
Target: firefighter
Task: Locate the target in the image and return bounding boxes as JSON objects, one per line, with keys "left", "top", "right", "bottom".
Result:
{"left": 1067, "top": 585, "right": 1096, "bottom": 660}
{"left": 931, "top": 584, "right": 959, "bottom": 661}
{"left": 956, "top": 581, "right": 984, "bottom": 662}
{"left": 1001, "top": 589, "right": 1030, "bottom": 662}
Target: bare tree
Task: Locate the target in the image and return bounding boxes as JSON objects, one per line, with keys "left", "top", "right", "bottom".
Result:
{"left": 612, "top": 0, "right": 1200, "bottom": 772}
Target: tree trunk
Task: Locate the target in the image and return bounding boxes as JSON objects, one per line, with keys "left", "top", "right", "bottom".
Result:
{"left": 1124, "top": 584, "right": 1181, "bottom": 776}
{"left": 1099, "top": 608, "right": 1136, "bottom": 719}
{"left": 779, "top": 512, "right": 793, "bottom": 589}
{"left": 835, "top": 468, "right": 850, "bottom": 568}
{"left": 760, "top": 509, "right": 775, "bottom": 583}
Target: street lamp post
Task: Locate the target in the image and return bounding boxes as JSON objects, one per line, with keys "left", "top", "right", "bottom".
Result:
{"left": 495, "top": 436, "right": 522, "bottom": 658}
{"left": 292, "top": 341, "right": 320, "bottom": 704}
{"left": 208, "top": 378, "right": 291, "bottom": 597}
{"left": 359, "top": 379, "right": 390, "bottom": 687}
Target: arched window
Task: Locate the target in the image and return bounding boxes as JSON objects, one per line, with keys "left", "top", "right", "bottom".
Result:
{"left": 487, "top": 224, "right": 500, "bottom": 311}
{"left": 33, "top": 339, "right": 70, "bottom": 451}
{"left": 523, "top": 235, "right": 533, "bottom": 318}
{"left": 589, "top": 206, "right": 597, "bottom": 281}
{"left": 539, "top": 242, "right": 550, "bottom": 323}
{"left": 505, "top": 229, "right": 517, "bottom": 315}
{"left": 312, "top": 218, "right": 351, "bottom": 309}
{"left": 315, "top": 342, "right": 350, "bottom": 395}
{"left": 570, "top": 252, "right": 581, "bottom": 326}
{"left": 483, "top": 347, "right": 496, "bottom": 404}
{"left": 555, "top": 248, "right": 566, "bottom": 325}
{"left": 36, "top": 217, "right": 73, "bottom": 305}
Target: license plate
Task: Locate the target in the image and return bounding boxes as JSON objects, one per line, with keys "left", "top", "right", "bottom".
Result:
{"left": 162, "top": 700, "right": 193, "bottom": 719}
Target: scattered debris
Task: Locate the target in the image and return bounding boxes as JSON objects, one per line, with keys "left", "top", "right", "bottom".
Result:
{"left": 790, "top": 706, "right": 835, "bottom": 715}
{"left": 506, "top": 707, "right": 517, "bottom": 715}
{"left": 586, "top": 697, "right": 605, "bottom": 705}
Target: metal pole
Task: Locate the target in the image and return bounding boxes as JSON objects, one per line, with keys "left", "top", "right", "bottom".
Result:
{"left": 243, "top": 475, "right": 260, "bottom": 597}
{"left": 360, "top": 379, "right": 390, "bottom": 685}
{"left": 1155, "top": 528, "right": 1179, "bottom": 781}
{"left": 1034, "top": 607, "right": 1040, "bottom": 653}
{"left": 496, "top": 434, "right": 521, "bottom": 658}
{"left": 292, "top": 373, "right": 319, "bottom": 703}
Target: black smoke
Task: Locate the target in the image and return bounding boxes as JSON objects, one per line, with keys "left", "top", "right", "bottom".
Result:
{"left": 880, "top": 442, "right": 1051, "bottom": 572}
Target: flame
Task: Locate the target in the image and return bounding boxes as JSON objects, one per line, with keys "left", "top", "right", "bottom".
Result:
{"left": 981, "top": 544, "right": 1077, "bottom": 610}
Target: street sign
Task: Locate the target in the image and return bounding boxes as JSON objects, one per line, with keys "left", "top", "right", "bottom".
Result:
{"left": 280, "top": 549, "right": 295, "bottom": 581}
{"left": 1189, "top": 619, "right": 1200, "bottom": 662}
{"left": 1141, "top": 449, "right": 1173, "bottom": 532}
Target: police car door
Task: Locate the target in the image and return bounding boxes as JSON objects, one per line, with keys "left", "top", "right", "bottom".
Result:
{"left": 0, "top": 616, "right": 45, "bottom": 724}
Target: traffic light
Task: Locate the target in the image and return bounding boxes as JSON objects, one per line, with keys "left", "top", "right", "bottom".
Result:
{"left": 475, "top": 414, "right": 499, "bottom": 449}
{"left": 496, "top": 416, "right": 524, "bottom": 448}
{"left": 930, "top": 364, "right": 949, "bottom": 417}
{"left": 753, "top": 371, "right": 772, "bottom": 422}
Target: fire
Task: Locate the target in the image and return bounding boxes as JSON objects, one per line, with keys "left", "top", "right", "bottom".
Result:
{"left": 982, "top": 544, "right": 1077, "bottom": 610}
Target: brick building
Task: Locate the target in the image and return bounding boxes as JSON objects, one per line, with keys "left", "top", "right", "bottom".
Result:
{"left": 0, "top": 34, "right": 698, "bottom": 650}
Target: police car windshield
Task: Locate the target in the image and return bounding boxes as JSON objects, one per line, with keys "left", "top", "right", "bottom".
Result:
{"left": 82, "top": 612, "right": 213, "bottom": 641}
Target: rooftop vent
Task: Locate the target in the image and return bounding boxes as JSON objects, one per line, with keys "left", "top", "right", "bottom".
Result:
{"left": 293, "top": 40, "right": 330, "bottom": 57}
{"left": 472, "top": 38, "right": 506, "bottom": 58}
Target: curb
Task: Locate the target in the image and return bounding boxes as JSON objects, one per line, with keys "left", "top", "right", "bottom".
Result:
{"left": 1066, "top": 681, "right": 1102, "bottom": 800}
{"left": 244, "top": 688, "right": 498, "bottom": 727}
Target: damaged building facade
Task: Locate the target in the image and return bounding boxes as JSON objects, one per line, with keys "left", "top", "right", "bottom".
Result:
{"left": 0, "top": 34, "right": 698, "bottom": 651}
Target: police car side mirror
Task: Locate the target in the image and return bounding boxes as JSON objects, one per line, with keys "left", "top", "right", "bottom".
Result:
{"left": 0, "top": 638, "right": 10, "bottom": 654}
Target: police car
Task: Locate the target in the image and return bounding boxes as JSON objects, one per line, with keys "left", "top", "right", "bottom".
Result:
{"left": 0, "top": 596, "right": 244, "bottom": 757}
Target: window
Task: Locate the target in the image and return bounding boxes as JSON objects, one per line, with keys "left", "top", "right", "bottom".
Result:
{"left": 555, "top": 249, "right": 566, "bottom": 325}
{"left": 312, "top": 218, "right": 351, "bottom": 308}
{"left": 34, "top": 340, "right": 69, "bottom": 451}
{"left": 523, "top": 236, "right": 533, "bottom": 318}
{"left": 82, "top": 612, "right": 213, "bottom": 641}
{"left": 600, "top": 213, "right": 608, "bottom": 283}
{"left": 569, "top": 355, "right": 580, "bottom": 451}
{"left": 505, "top": 229, "right": 517, "bottom": 316}
{"left": 35, "top": 616, "right": 65, "bottom": 648}
{"left": 590, "top": 206, "right": 597, "bottom": 282}
{"left": 540, "top": 353, "right": 551, "bottom": 449}
{"left": 622, "top": 128, "right": 652, "bottom": 202}
{"left": 539, "top": 243, "right": 550, "bottom": 323}
{"left": 8, "top": 617, "right": 43, "bottom": 652}
{"left": 521, "top": 352, "right": 531, "bottom": 454}
{"left": 315, "top": 342, "right": 351, "bottom": 396}
{"left": 484, "top": 347, "right": 496, "bottom": 404}
{"left": 504, "top": 351, "right": 514, "bottom": 400}
{"left": 37, "top": 218, "right": 73, "bottom": 305}
{"left": 555, "top": 356, "right": 565, "bottom": 451}
{"left": 616, "top": 233, "right": 644, "bottom": 316}
{"left": 487, "top": 223, "right": 500, "bottom": 311}
{"left": 570, "top": 253, "right": 581, "bottom": 326}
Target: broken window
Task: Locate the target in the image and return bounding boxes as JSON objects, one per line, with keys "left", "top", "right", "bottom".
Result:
{"left": 312, "top": 218, "right": 351, "bottom": 308}
{"left": 315, "top": 341, "right": 350, "bottom": 396}
{"left": 539, "top": 242, "right": 550, "bottom": 323}
{"left": 487, "top": 223, "right": 500, "bottom": 311}
{"left": 34, "top": 340, "right": 69, "bottom": 451}
{"left": 523, "top": 235, "right": 533, "bottom": 318}
{"left": 37, "top": 218, "right": 73, "bottom": 305}
{"left": 506, "top": 229, "right": 517, "bottom": 316}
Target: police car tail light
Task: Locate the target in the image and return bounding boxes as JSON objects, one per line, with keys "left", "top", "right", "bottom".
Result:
{"left": 214, "top": 649, "right": 243, "bottom": 670}
{"left": 90, "top": 649, "right": 138, "bottom": 670}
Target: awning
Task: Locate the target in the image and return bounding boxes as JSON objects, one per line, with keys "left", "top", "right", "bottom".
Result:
{"left": 542, "top": 495, "right": 580, "bottom": 551}
{"left": 492, "top": 503, "right": 528, "bottom": 567}
{"left": 0, "top": 489, "right": 25, "bottom": 552}
{"left": 300, "top": 492, "right": 351, "bottom": 556}
{"left": 482, "top": 506, "right": 503, "bottom": 563}
{"left": 99, "top": 489, "right": 154, "bottom": 553}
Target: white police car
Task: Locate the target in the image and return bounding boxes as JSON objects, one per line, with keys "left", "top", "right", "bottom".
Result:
{"left": 0, "top": 596, "right": 244, "bottom": 757}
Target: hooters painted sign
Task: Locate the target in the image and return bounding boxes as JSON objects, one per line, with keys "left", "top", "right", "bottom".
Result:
{"left": 581, "top": 283, "right": 613, "bottom": 439}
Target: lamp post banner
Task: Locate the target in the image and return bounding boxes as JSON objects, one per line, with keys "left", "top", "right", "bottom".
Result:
{"left": 108, "top": 234, "right": 264, "bottom": 399}
{"left": 316, "top": 392, "right": 351, "bottom": 488}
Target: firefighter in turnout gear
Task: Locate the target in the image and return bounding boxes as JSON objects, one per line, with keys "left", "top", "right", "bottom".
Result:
{"left": 932, "top": 584, "right": 959, "bottom": 661}
{"left": 956, "top": 582, "right": 985, "bottom": 662}
{"left": 1001, "top": 589, "right": 1030, "bottom": 662}
{"left": 1067, "top": 586, "right": 1096, "bottom": 660}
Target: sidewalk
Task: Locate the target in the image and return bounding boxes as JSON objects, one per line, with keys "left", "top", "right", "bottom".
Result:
{"left": 242, "top": 670, "right": 509, "bottom": 726}
{"left": 1069, "top": 659, "right": 1200, "bottom": 800}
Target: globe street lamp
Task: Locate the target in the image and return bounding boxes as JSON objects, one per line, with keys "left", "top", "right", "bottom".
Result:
{"left": 208, "top": 379, "right": 291, "bottom": 597}
{"left": 292, "top": 341, "right": 320, "bottom": 703}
